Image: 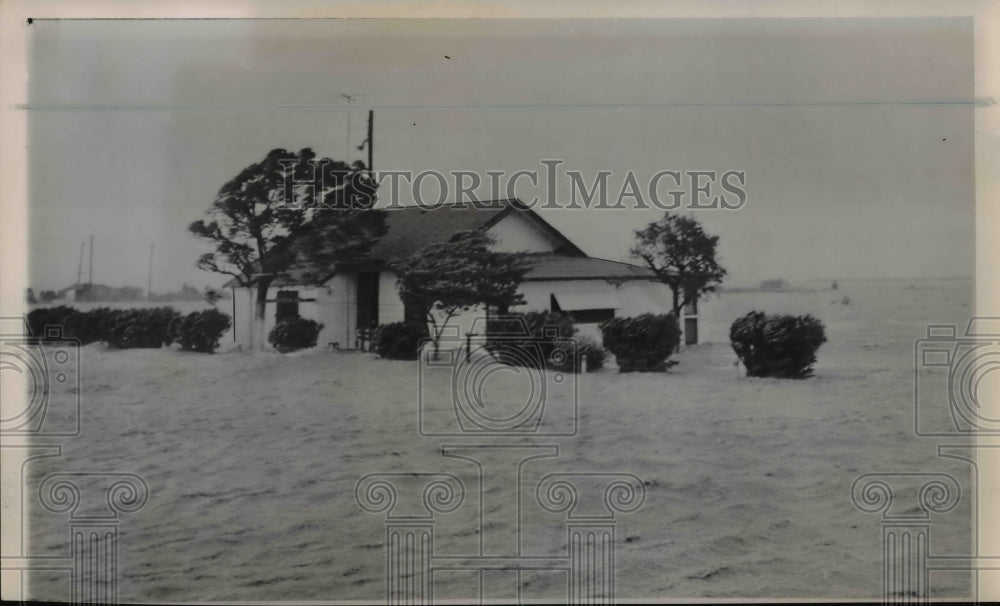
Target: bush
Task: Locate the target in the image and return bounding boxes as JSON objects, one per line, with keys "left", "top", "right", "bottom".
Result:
{"left": 62, "top": 307, "right": 117, "bottom": 345}
{"left": 167, "top": 309, "right": 232, "bottom": 353}
{"left": 26, "top": 306, "right": 76, "bottom": 339}
{"left": 373, "top": 321, "right": 428, "bottom": 360}
{"left": 729, "top": 311, "right": 827, "bottom": 378}
{"left": 486, "top": 311, "right": 578, "bottom": 371}
{"left": 269, "top": 316, "right": 323, "bottom": 353}
{"left": 105, "top": 307, "right": 181, "bottom": 349}
{"left": 599, "top": 313, "right": 681, "bottom": 373}
{"left": 27, "top": 306, "right": 206, "bottom": 349}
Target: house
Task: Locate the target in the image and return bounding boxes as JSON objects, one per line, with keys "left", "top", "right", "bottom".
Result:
{"left": 230, "top": 199, "right": 700, "bottom": 350}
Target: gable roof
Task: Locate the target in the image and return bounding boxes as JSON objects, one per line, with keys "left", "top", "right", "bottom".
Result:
{"left": 523, "top": 253, "right": 656, "bottom": 282}
{"left": 229, "top": 199, "right": 652, "bottom": 287}
{"left": 365, "top": 199, "right": 586, "bottom": 263}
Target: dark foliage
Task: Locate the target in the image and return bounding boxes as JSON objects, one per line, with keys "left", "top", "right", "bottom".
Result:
{"left": 729, "top": 311, "right": 827, "bottom": 378}
{"left": 599, "top": 313, "right": 681, "bottom": 373}
{"left": 393, "top": 230, "right": 533, "bottom": 358}
{"left": 189, "top": 147, "right": 386, "bottom": 332}
{"left": 631, "top": 212, "right": 727, "bottom": 319}
{"left": 104, "top": 307, "right": 181, "bottom": 349}
{"left": 27, "top": 306, "right": 232, "bottom": 350}
{"left": 268, "top": 316, "right": 323, "bottom": 353}
{"left": 62, "top": 308, "right": 116, "bottom": 345}
{"left": 26, "top": 306, "right": 76, "bottom": 340}
{"left": 27, "top": 306, "right": 130, "bottom": 346}
{"left": 486, "top": 311, "right": 581, "bottom": 372}
{"left": 373, "top": 321, "right": 428, "bottom": 360}
{"left": 167, "top": 309, "right": 232, "bottom": 353}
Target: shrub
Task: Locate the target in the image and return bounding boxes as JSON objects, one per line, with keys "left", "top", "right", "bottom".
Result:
{"left": 27, "top": 306, "right": 191, "bottom": 348}
{"left": 167, "top": 309, "right": 232, "bottom": 353}
{"left": 373, "top": 321, "right": 428, "bottom": 360}
{"left": 729, "top": 311, "right": 827, "bottom": 378}
{"left": 269, "top": 316, "right": 323, "bottom": 353}
{"left": 599, "top": 313, "right": 681, "bottom": 373}
{"left": 62, "top": 307, "right": 117, "bottom": 345}
{"left": 26, "top": 306, "right": 75, "bottom": 339}
{"left": 105, "top": 307, "right": 181, "bottom": 349}
{"left": 486, "top": 311, "right": 577, "bottom": 371}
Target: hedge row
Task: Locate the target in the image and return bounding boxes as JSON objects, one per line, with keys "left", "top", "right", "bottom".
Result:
{"left": 26, "top": 306, "right": 231, "bottom": 353}
{"left": 363, "top": 308, "right": 828, "bottom": 379}
{"left": 485, "top": 311, "right": 606, "bottom": 374}
{"left": 486, "top": 311, "right": 576, "bottom": 370}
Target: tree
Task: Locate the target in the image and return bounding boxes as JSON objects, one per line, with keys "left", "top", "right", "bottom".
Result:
{"left": 189, "top": 148, "right": 384, "bottom": 349}
{"left": 393, "top": 231, "right": 534, "bottom": 359}
{"left": 630, "top": 212, "right": 727, "bottom": 323}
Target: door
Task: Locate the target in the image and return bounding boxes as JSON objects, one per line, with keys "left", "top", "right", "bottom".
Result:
{"left": 356, "top": 272, "right": 380, "bottom": 330}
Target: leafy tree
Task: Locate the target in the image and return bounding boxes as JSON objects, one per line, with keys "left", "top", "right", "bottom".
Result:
{"left": 393, "top": 231, "right": 533, "bottom": 359}
{"left": 630, "top": 212, "right": 727, "bottom": 322}
{"left": 189, "top": 148, "right": 384, "bottom": 348}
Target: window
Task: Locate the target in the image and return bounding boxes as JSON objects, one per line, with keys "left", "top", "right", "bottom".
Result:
{"left": 569, "top": 308, "right": 615, "bottom": 324}
{"left": 550, "top": 292, "right": 619, "bottom": 323}
{"left": 276, "top": 290, "right": 299, "bottom": 321}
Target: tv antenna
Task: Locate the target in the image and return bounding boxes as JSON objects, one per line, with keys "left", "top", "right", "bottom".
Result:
{"left": 341, "top": 93, "right": 364, "bottom": 161}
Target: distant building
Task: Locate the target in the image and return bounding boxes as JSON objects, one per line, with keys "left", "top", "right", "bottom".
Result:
{"left": 66, "top": 283, "right": 143, "bottom": 303}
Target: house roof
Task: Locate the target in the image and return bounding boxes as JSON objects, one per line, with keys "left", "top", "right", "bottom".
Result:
{"left": 523, "top": 253, "right": 655, "bottom": 282}
{"left": 365, "top": 199, "right": 585, "bottom": 263}
{"left": 230, "top": 199, "right": 651, "bottom": 287}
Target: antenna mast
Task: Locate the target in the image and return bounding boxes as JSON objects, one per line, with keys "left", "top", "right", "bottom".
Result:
{"left": 147, "top": 243, "right": 155, "bottom": 300}
{"left": 76, "top": 241, "right": 84, "bottom": 287}
{"left": 341, "top": 93, "right": 356, "bottom": 161}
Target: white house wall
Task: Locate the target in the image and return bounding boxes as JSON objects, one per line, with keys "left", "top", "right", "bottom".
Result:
{"left": 512, "top": 279, "right": 673, "bottom": 341}
{"left": 378, "top": 271, "right": 405, "bottom": 326}
{"left": 421, "top": 279, "right": 676, "bottom": 346}
{"left": 232, "top": 285, "right": 324, "bottom": 350}
{"left": 233, "top": 276, "right": 719, "bottom": 351}
{"left": 485, "top": 213, "right": 560, "bottom": 253}
{"left": 319, "top": 274, "right": 354, "bottom": 350}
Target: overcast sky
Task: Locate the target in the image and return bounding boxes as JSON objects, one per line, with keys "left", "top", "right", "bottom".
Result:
{"left": 27, "top": 18, "right": 973, "bottom": 292}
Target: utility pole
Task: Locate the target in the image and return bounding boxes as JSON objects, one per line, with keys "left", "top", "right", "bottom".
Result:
{"left": 75, "top": 241, "right": 84, "bottom": 287}
{"left": 357, "top": 109, "right": 374, "bottom": 170}
{"left": 147, "top": 243, "right": 155, "bottom": 300}
{"left": 88, "top": 234, "right": 94, "bottom": 286}
{"left": 367, "top": 109, "right": 374, "bottom": 171}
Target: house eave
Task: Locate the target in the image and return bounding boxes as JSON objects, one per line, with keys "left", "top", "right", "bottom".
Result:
{"left": 523, "top": 275, "right": 655, "bottom": 283}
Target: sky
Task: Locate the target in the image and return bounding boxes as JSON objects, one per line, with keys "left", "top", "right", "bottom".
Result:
{"left": 26, "top": 18, "right": 974, "bottom": 292}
